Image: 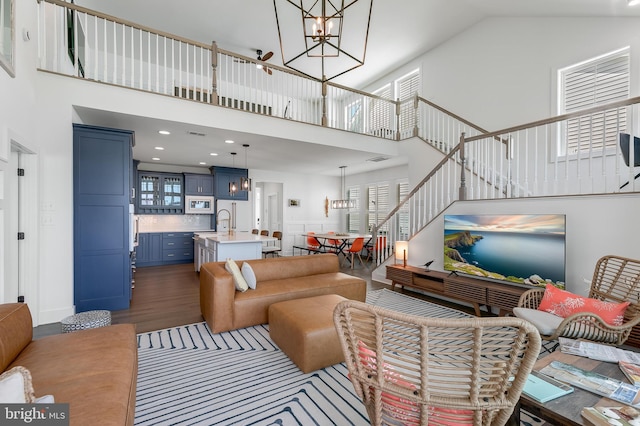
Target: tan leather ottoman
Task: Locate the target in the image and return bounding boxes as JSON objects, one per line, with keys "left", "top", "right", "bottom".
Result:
{"left": 269, "top": 294, "right": 347, "bottom": 373}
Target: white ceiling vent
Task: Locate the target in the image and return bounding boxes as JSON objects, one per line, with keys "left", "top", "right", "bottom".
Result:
{"left": 187, "top": 130, "right": 206, "bottom": 137}
{"left": 367, "top": 156, "right": 389, "bottom": 162}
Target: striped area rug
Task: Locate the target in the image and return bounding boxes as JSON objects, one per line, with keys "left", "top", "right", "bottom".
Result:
{"left": 135, "top": 289, "right": 544, "bottom": 425}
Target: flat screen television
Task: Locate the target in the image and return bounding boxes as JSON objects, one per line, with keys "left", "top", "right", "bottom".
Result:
{"left": 444, "top": 214, "right": 566, "bottom": 289}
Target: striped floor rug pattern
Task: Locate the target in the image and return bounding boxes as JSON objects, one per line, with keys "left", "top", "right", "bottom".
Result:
{"left": 135, "top": 289, "right": 544, "bottom": 425}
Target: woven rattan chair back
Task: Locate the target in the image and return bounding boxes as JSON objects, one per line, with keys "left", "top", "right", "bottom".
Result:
{"left": 334, "top": 300, "right": 541, "bottom": 426}
{"left": 517, "top": 255, "right": 640, "bottom": 346}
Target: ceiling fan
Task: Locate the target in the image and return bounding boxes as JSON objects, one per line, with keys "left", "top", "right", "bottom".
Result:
{"left": 256, "top": 49, "right": 274, "bottom": 75}
{"left": 234, "top": 49, "right": 274, "bottom": 75}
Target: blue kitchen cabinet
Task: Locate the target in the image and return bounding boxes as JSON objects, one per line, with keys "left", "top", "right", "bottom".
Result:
{"left": 162, "top": 232, "right": 194, "bottom": 264}
{"left": 212, "top": 166, "right": 248, "bottom": 200}
{"left": 137, "top": 232, "right": 193, "bottom": 266}
{"left": 73, "top": 124, "right": 134, "bottom": 312}
{"left": 137, "top": 172, "right": 184, "bottom": 214}
{"left": 136, "top": 233, "right": 163, "bottom": 267}
{"left": 184, "top": 173, "right": 214, "bottom": 196}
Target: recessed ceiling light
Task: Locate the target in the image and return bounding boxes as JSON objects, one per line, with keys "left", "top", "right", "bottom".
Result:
{"left": 154, "top": 146, "right": 164, "bottom": 150}
{"left": 225, "top": 140, "right": 234, "bottom": 144}
{"left": 158, "top": 130, "right": 170, "bottom": 135}
{"left": 152, "top": 157, "right": 160, "bottom": 161}
{"left": 199, "top": 162, "right": 207, "bottom": 165}
{"left": 210, "top": 152, "right": 218, "bottom": 156}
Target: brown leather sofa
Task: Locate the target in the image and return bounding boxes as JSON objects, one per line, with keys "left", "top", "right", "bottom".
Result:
{"left": 0, "top": 303, "right": 137, "bottom": 426}
{"left": 200, "top": 253, "right": 367, "bottom": 333}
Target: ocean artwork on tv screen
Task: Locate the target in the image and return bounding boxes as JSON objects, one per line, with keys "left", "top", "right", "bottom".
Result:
{"left": 444, "top": 214, "right": 566, "bottom": 289}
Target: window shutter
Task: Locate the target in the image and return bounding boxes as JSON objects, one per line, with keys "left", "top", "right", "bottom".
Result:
{"left": 396, "top": 70, "right": 420, "bottom": 136}
{"left": 367, "top": 183, "right": 389, "bottom": 232}
{"left": 347, "top": 186, "right": 360, "bottom": 232}
{"left": 368, "top": 85, "right": 392, "bottom": 135}
{"left": 561, "top": 50, "right": 629, "bottom": 154}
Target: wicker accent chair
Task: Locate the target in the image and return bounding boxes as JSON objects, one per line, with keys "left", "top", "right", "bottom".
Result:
{"left": 516, "top": 255, "right": 640, "bottom": 347}
{"left": 333, "top": 300, "right": 541, "bottom": 426}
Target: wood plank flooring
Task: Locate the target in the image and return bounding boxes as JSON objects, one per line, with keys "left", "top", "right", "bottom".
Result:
{"left": 34, "top": 258, "right": 479, "bottom": 337}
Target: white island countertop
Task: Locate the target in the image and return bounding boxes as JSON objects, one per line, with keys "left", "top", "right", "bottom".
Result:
{"left": 195, "top": 231, "right": 276, "bottom": 244}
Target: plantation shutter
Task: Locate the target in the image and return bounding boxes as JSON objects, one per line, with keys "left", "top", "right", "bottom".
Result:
{"left": 562, "top": 49, "right": 629, "bottom": 154}
{"left": 397, "top": 70, "right": 420, "bottom": 136}
{"left": 368, "top": 184, "right": 389, "bottom": 233}
{"left": 347, "top": 186, "right": 360, "bottom": 232}
{"left": 368, "top": 85, "right": 392, "bottom": 136}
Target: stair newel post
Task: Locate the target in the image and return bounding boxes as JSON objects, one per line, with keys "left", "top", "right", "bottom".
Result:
{"left": 459, "top": 132, "right": 467, "bottom": 201}
{"left": 210, "top": 41, "right": 219, "bottom": 106}
{"left": 321, "top": 77, "right": 327, "bottom": 127}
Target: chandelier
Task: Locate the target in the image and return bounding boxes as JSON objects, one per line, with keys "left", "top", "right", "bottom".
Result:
{"left": 331, "top": 166, "right": 355, "bottom": 209}
{"left": 273, "top": 0, "right": 373, "bottom": 82}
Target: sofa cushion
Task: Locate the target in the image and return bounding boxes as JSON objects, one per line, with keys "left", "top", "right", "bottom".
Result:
{"left": 242, "top": 254, "right": 339, "bottom": 282}
{"left": 513, "top": 307, "right": 564, "bottom": 335}
{"left": 241, "top": 262, "right": 257, "bottom": 290}
{"left": 225, "top": 259, "right": 248, "bottom": 292}
{"left": 0, "top": 304, "right": 33, "bottom": 372}
{"left": 0, "top": 366, "right": 35, "bottom": 403}
{"left": 9, "top": 324, "right": 137, "bottom": 426}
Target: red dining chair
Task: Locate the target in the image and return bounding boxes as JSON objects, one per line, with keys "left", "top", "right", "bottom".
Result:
{"left": 326, "top": 231, "right": 340, "bottom": 254}
{"left": 345, "top": 237, "right": 365, "bottom": 269}
{"left": 306, "top": 232, "right": 321, "bottom": 253}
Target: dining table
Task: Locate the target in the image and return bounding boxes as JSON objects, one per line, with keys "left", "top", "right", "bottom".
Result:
{"left": 306, "top": 233, "right": 373, "bottom": 259}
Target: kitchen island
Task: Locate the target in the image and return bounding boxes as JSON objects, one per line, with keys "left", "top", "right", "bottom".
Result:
{"left": 193, "top": 231, "right": 277, "bottom": 271}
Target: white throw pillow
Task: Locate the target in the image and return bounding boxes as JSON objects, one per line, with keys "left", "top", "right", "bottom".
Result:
{"left": 241, "top": 262, "right": 257, "bottom": 290}
{"left": 0, "top": 366, "right": 35, "bottom": 403}
{"left": 513, "top": 307, "right": 564, "bottom": 335}
{"left": 225, "top": 258, "right": 248, "bottom": 292}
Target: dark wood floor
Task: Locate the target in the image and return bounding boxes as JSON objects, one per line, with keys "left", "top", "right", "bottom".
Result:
{"left": 34, "top": 258, "right": 479, "bottom": 337}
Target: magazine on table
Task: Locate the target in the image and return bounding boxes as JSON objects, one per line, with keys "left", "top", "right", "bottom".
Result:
{"left": 522, "top": 370, "right": 574, "bottom": 403}
{"left": 559, "top": 338, "right": 640, "bottom": 364}
{"left": 581, "top": 406, "right": 640, "bottom": 426}
{"left": 540, "top": 361, "right": 640, "bottom": 407}
{"left": 620, "top": 361, "right": 640, "bottom": 387}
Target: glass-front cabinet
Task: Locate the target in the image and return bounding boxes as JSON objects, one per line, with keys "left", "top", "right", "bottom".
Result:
{"left": 137, "top": 172, "right": 184, "bottom": 214}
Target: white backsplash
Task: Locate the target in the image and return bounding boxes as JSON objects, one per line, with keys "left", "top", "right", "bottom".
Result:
{"left": 138, "top": 214, "right": 215, "bottom": 233}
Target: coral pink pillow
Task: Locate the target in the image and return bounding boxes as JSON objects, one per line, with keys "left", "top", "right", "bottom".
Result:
{"left": 537, "top": 284, "right": 629, "bottom": 326}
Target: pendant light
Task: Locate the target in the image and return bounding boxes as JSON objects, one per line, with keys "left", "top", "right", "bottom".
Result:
{"left": 241, "top": 144, "right": 252, "bottom": 191}
{"left": 331, "top": 166, "right": 355, "bottom": 209}
{"left": 229, "top": 152, "right": 238, "bottom": 196}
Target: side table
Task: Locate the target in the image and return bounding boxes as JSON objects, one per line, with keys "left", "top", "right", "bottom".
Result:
{"left": 61, "top": 310, "right": 111, "bottom": 333}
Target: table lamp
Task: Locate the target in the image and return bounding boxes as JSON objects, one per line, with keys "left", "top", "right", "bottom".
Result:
{"left": 395, "top": 241, "right": 408, "bottom": 267}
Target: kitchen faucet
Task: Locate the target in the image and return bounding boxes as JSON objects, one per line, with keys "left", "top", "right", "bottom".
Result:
{"left": 216, "top": 209, "right": 232, "bottom": 234}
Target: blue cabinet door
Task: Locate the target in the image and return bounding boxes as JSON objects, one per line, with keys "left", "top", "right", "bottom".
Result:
{"left": 212, "top": 167, "right": 248, "bottom": 200}
{"left": 73, "top": 124, "right": 133, "bottom": 312}
{"left": 137, "top": 233, "right": 163, "bottom": 266}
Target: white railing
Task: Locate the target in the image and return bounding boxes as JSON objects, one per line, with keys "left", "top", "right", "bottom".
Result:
{"left": 37, "top": 0, "right": 402, "bottom": 137}
{"left": 371, "top": 97, "right": 640, "bottom": 267}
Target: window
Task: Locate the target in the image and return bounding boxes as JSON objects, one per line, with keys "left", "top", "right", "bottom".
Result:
{"left": 0, "top": 0, "right": 14, "bottom": 77}
{"left": 345, "top": 99, "right": 363, "bottom": 132}
{"left": 367, "top": 183, "right": 389, "bottom": 233}
{"left": 395, "top": 69, "right": 420, "bottom": 137}
{"left": 347, "top": 186, "right": 360, "bottom": 233}
{"left": 559, "top": 48, "right": 630, "bottom": 155}
{"left": 368, "top": 84, "right": 392, "bottom": 136}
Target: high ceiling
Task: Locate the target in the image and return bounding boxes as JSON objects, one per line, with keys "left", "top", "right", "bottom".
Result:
{"left": 74, "top": 0, "right": 640, "bottom": 176}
